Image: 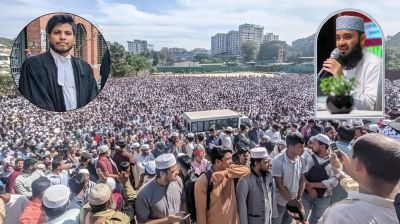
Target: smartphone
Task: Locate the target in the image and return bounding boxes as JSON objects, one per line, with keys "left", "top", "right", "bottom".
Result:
{"left": 286, "top": 201, "right": 305, "bottom": 222}
{"left": 330, "top": 142, "right": 338, "bottom": 151}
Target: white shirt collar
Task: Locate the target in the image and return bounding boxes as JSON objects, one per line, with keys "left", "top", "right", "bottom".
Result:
{"left": 347, "top": 191, "right": 395, "bottom": 208}
{"left": 50, "top": 48, "right": 71, "bottom": 61}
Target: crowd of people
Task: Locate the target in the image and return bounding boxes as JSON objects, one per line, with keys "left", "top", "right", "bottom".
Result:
{"left": 0, "top": 72, "right": 399, "bottom": 224}
{"left": 385, "top": 79, "right": 400, "bottom": 109}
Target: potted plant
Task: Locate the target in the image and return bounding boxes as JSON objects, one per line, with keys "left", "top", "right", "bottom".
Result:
{"left": 320, "top": 76, "right": 357, "bottom": 114}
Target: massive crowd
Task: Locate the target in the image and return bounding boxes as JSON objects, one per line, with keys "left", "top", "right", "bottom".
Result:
{"left": 0, "top": 73, "right": 399, "bottom": 224}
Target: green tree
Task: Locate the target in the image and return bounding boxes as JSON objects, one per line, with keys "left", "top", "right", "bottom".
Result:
{"left": 193, "top": 53, "right": 211, "bottom": 62}
{"left": 257, "top": 40, "right": 292, "bottom": 62}
{"left": 152, "top": 53, "right": 159, "bottom": 66}
{"left": 109, "top": 42, "right": 151, "bottom": 76}
{"left": 109, "top": 42, "right": 131, "bottom": 77}
{"left": 126, "top": 54, "right": 151, "bottom": 75}
{"left": 240, "top": 41, "right": 258, "bottom": 62}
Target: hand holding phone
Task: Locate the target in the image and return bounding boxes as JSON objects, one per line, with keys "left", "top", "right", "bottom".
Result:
{"left": 286, "top": 199, "right": 306, "bottom": 222}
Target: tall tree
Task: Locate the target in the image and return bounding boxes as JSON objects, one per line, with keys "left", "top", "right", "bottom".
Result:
{"left": 240, "top": 41, "right": 258, "bottom": 62}
{"left": 126, "top": 54, "right": 151, "bottom": 75}
{"left": 257, "top": 40, "right": 291, "bottom": 62}
{"left": 109, "top": 42, "right": 131, "bottom": 77}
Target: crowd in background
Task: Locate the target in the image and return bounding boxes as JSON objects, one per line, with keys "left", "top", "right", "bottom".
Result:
{"left": 0, "top": 73, "right": 399, "bottom": 224}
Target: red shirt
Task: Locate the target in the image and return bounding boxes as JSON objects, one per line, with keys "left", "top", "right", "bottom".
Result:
{"left": 97, "top": 156, "right": 117, "bottom": 175}
{"left": 7, "top": 170, "right": 21, "bottom": 192}
{"left": 18, "top": 201, "right": 46, "bottom": 224}
{"left": 112, "top": 192, "right": 123, "bottom": 211}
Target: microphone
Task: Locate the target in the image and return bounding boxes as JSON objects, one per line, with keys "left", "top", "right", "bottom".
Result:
{"left": 318, "top": 48, "right": 340, "bottom": 79}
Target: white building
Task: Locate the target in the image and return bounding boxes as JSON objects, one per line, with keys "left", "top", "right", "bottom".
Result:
{"left": 239, "top": 23, "right": 264, "bottom": 46}
{"left": 263, "top": 33, "right": 279, "bottom": 42}
{"left": 211, "top": 33, "right": 227, "bottom": 55}
{"left": 227, "top": 30, "right": 240, "bottom": 56}
{"left": 127, "top": 40, "right": 148, "bottom": 54}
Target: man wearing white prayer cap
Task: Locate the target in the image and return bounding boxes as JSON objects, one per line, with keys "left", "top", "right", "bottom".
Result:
{"left": 323, "top": 15, "right": 382, "bottom": 111}
{"left": 302, "top": 133, "right": 337, "bottom": 224}
{"left": 135, "top": 143, "right": 155, "bottom": 189}
{"left": 43, "top": 185, "right": 81, "bottom": 223}
{"left": 135, "top": 153, "right": 186, "bottom": 223}
{"left": 236, "top": 147, "right": 273, "bottom": 224}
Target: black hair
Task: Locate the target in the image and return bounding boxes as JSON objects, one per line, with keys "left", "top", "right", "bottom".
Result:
{"left": 352, "top": 134, "right": 400, "bottom": 184}
{"left": 240, "top": 124, "right": 247, "bottom": 131}
{"left": 291, "top": 123, "right": 298, "bottom": 129}
{"left": 31, "top": 176, "right": 51, "bottom": 198}
{"left": 337, "top": 126, "right": 355, "bottom": 142}
{"left": 177, "top": 155, "right": 191, "bottom": 171}
{"left": 187, "top": 137, "right": 194, "bottom": 142}
{"left": 317, "top": 141, "right": 329, "bottom": 150}
{"left": 46, "top": 14, "right": 77, "bottom": 35}
{"left": 44, "top": 202, "right": 69, "bottom": 219}
{"left": 311, "top": 126, "right": 322, "bottom": 135}
{"left": 156, "top": 168, "right": 170, "bottom": 178}
{"left": 324, "top": 126, "right": 335, "bottom": 134}
{"left": 90, "top": 202, "right": 109, "bottom": 213}
{"left": 51, "top": 156, "right": 63, "bottom": 171}
{"left": 14, "top": 158, "right": 24, "bottom": 166}
{"left": 272, "top": 124, "right": 280, "bottom": 130}
{"left": 210, "top": 146, "right": 232, "bottom": 164}
{"left": 23, "top": 158, "right": 37, "bottom": 171}
{"left": 68, "top": 173, "right": 86, "bottom": 195}
{"left": 357, "top": 30, "right": 365, "bottom": 39}
{"left": 286, "top": 132, "right": 305, "bottom": 147}
{"left": 308, "top": 119, "right": 315, "bottom": 124}
{"left": 250, "top": 158, "right": 263, "bottom": 168}
{"left": 237, "top": 148, "right": 249, "bottom": 155}
{"left": 197, "top": 133, "right": 205, "bottom": 142}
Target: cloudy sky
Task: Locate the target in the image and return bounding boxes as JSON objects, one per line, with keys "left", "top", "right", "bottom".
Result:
{"left": 1, "top": 0, "right": 399, "bottom": 50}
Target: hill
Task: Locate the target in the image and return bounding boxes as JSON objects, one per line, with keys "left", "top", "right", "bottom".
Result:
{"left": 291, "top": 34, "right": 315, "bottom": 57}
{"left": 0, "top": 37, "right": 14, "bottom": 48}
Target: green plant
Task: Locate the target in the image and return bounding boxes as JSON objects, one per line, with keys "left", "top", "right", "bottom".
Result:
{"left": 320, "top": 76, "right": 357, "bottom": 96}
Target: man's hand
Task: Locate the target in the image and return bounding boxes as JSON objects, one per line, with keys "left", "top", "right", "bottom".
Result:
{"left": 308, "top": 188, "right": 318, "bottom": 199}
{"left": 211, "top": 170, "right": 226, "bottom": 185}
{"left": 330, "top": 153, "right": 342, "bottom": 171}
{"left": 323, "top": 58, "right": 344, "bottom": 78}
{"left": 119, "top": 171, "right": 130, "bottom": 184}
{"left": 167, "top": 215, "right": 185, "bottom": 223}
{"left": 96, "top": 168, "right": 107, "bottom": 182}
{"left": 334, "top": 150, "right": 351, "bottom": 173}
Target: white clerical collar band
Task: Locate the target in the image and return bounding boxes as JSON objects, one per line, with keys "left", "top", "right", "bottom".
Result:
{"left": 50, "top": 48, "right": 72, "bottom": 60}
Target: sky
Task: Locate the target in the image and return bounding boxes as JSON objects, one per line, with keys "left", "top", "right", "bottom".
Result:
{"left": 0, "top": 0, "right": 400, "bottom": 50}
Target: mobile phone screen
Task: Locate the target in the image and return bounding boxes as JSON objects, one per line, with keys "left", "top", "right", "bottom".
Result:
{"left": 330, "top": 142, "right": 338, "bottom": 151}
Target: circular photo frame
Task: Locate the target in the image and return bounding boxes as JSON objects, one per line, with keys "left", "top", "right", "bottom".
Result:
{"left": 10, "top": 12, "right": 110, "bottom": 112}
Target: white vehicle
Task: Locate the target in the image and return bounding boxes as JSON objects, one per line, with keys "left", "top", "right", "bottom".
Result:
{"left": 182, "top": 109, "right": 251, "bottom": 133}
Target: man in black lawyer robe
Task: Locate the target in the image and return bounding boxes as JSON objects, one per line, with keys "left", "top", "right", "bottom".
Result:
{"left": 18, "top": 14, "right": 98, "bottom": 112}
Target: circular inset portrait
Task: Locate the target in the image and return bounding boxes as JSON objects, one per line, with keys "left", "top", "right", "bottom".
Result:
{"left": 10, "top": 12, "right": 110, "bottom": 112}
{"left": 315, "top": 9, "right": 384, "bottom": 119}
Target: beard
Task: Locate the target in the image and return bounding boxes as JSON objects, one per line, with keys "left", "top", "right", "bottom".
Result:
{"left": 337, "top": 42, "right": 364, "bottom": 70}
{"left": 50, "top": 42, "right": 74, "bottom": 55}
{"left": 260, "top": 169, "right": 269, "bottom": 177}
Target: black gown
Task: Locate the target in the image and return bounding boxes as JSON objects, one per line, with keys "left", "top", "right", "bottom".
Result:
{"left": 18, "top": 51, "right": 99, "bottom": 112}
